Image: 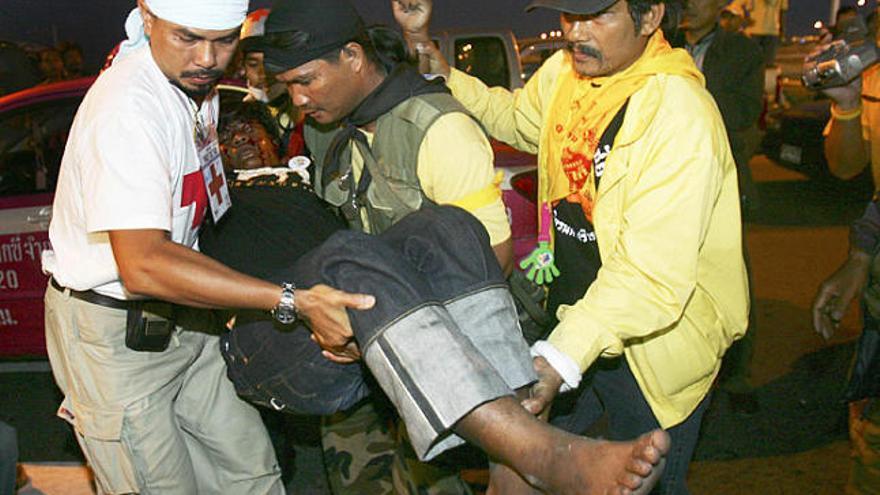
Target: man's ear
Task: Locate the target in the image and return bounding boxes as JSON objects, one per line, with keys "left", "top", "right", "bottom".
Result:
{"left": 138, "top": 0, "right": 155, "bottom": 37}
{"left": 639, "top": 3, "right": 666, "bottom": 37}
{"left": 341, "top": 42, "right": 365, "bottom": 73}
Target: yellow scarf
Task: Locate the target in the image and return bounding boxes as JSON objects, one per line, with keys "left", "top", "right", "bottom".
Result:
{"left": 539, "top": 30, "right": 704, "bottom": 222}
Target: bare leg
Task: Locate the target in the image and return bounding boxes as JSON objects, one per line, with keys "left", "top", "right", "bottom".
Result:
{"left": 487, "top": 460, "right": 541, "bottom": 495}
{"left": 454, "top": 396, "right": 669, "bottom": 495}
{"left": 486, "top": 388, "right": 545, "bottom": 495}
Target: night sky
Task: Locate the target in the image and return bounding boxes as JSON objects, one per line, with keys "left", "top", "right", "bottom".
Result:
{"left": 1, "top": 0, "right": 876, "bottom": 73}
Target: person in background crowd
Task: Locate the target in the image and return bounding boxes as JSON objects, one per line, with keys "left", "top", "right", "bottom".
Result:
{"left": 678, "top": 0, "right": 763, "bottom": 211}
{"left": 37, "top": 47, "right": 66, "bottom": 84}
{"left": 57, "top": 41, "right": 85, "bottom": 78}
{"left": 676, "top": 0, "right": 764, "bottom": 416}
{"left": 718, "top": 5, "right": 748, "bottom": 33}
{"left": 41, "top": 0, "right": 378, "bottom": 492}
{"left": 239, "top": 8, "right": 305, "bottom": 158}
{"left": 0, "top": 41, "right": 40, "bottom": 96}
{"left": 739, "top": 0, "right": 788, "bottom": 67}
{"left": 396, "top": 0, "right": 749, "bottom": 492}
{"left": 240, "top": 9, "right": 283, "bottom": 104}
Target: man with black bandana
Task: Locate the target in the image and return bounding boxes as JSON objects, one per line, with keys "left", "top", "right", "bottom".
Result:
{"left": 258, "top": 0, "right": 513, "bottom": 492}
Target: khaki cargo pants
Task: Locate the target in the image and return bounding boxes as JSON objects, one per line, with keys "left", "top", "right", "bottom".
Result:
{"left": 44, "top": 284, "right": 284, "bottom": 495}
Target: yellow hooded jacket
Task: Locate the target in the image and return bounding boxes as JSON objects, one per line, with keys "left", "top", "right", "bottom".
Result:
{"left": 447, "top": 45, "right": 749, "bottom": 428}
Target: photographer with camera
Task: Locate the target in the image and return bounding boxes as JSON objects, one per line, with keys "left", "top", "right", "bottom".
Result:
{"left": 809, "top": 15, "right": 880, "bottom": 187}
{"left": 810, "top": 14, "right": 880, "bottom": 495}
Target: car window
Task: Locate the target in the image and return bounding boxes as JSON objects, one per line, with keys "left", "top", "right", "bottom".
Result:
{"left": 454, "top": 36, "right": 510, "bottom": 89}
{"left": 0, "top": 96, "right": 81, "bottom": 197}
{"left": 0, "top": 85, "right": 251, "bottom": 201}
{"left": 519, "top": 40, "right": 563, "bottom": 82}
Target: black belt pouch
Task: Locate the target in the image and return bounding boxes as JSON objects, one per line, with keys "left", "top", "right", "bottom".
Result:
{"left": 125, "top": 301, "right": 176, "bottom": 352}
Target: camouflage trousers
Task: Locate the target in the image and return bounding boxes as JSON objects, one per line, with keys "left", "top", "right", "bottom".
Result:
{"left": 848, "top": 399, "right": 880, "bottom": 495}
{"left": 322, "top": 399, "right": 474, "bottom": 495}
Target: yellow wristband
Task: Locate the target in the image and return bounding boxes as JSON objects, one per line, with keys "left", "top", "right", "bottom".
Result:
{"left": 831, "top": 103, "right": 863, "bottom": 121}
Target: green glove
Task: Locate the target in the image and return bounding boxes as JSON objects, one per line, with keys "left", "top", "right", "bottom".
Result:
{"left": 519, "top": 241, "right": 560, "bottom": 285}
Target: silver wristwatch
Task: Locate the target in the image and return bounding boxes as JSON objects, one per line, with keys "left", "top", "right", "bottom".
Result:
{"left": 271, "top": 282, "right": 297, "bottom": 324}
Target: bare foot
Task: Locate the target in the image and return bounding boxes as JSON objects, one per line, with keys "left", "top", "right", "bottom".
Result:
{"left": 618, "top": 430, "right": 669, "bottom": 495}
{"left": 455, "top": 397, "right": 669, "bottom": 495}
{"left": 541, "top": 429, "right": 670, "bottom": 495}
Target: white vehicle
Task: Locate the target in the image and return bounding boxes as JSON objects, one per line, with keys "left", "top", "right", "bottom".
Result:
{"left": 431, "top": 29, "right": 526, "bottom": 88}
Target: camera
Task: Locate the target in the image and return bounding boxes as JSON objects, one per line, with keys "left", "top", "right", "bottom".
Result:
{"left": 803, "top": 16, "right": 878, "bottom": 90}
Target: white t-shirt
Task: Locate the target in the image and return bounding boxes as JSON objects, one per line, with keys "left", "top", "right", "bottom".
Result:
{"left": 42, "top": 46, "right": 215, "bottom": 299}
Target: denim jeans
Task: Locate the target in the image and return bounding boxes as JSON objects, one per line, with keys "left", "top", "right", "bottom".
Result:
{"left": 221, "top": 205, "right": 535, "bottom": 460}
{"left": 551, "top": 357, "right": 709, "bottom": 495}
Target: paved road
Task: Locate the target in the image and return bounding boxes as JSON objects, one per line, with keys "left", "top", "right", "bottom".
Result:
{"left": 689, "top": 155, "right": 871, "bottom": 494}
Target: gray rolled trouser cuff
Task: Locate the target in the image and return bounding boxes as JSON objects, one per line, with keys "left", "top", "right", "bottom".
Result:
{"left": 445, "top": 286, "right": 537, "bottom": 391}
{"left": 363, "top": 303, "right": 514, "bottom": 461}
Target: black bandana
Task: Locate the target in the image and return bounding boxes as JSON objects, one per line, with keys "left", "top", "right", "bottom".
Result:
{"left": 262, "top": 0, "right": 364, "bottom": 74}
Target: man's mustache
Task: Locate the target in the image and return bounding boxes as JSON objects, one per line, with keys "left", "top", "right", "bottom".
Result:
{"left": 180, "top": 69, "right": 224, "bottom": 81}
{"left": 566, "top": 42, "right": 603, "bottom": 61}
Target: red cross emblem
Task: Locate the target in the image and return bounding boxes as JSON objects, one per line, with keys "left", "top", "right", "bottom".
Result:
{"left": 207, "top": 164, "right": 226, "bottom": 204}
{"left": 181, "top": 170, "right": 208, "bottom": 229}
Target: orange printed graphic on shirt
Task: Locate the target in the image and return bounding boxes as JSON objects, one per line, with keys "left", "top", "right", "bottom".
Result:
{"left": 561, "top": 147, "right": 591, "bottom": 192}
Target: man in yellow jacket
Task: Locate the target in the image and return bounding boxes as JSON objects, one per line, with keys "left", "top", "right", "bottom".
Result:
{"left": 395, "top": 0, "right": 749, "bottom": 492}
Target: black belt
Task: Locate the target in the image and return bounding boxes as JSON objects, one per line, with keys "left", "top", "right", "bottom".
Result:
{"left": 50, "top": 278, "right": 144, "bottom": 311}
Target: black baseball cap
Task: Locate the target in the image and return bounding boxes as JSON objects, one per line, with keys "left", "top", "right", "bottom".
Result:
{"left": 261, "top": 0, "right": 365, "bottom": 73}
{"left": 525, "top": 0, "right": 619, "bottom": 15}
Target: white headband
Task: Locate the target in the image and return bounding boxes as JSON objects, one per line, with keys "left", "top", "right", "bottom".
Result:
{"left": 145, "top": 0, "right": 248, "bottom": 30}
{"left": 115, "top": 0, "right": 248, "bottom": 64}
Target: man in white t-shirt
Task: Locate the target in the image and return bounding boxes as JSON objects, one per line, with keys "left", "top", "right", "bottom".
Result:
{"left": 41, "top": 1, "right": 376, "bottom": 493}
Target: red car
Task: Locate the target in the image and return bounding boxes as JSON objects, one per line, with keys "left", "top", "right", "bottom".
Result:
{"left": 0, "top": 77, "right": 537, "bottom": 358}
{"left": 0, "top": 76, "right": 96, "bottom": 357}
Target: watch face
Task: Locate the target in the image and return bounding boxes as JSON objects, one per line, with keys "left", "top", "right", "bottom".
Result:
{"left": 276, "top": 310, "right": 296, "bottom": 325}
